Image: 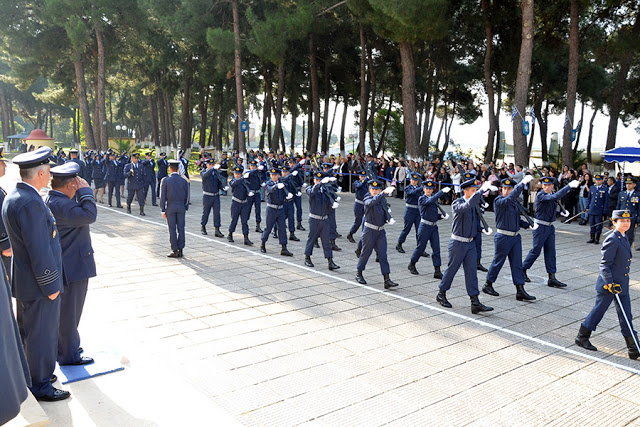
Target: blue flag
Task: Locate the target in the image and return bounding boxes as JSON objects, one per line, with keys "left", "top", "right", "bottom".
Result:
{"left": 531, "top": 109, "right": 536, "bottom": 125}
{"left": 511, "top": 106, "right": 519, "bottom": 122}
{"left": 563, "top": 114, "right": 571, "bottom": 129}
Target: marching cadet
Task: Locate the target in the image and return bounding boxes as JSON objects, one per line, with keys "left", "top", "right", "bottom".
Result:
{"left": 104, "top": 151, "right": 123, "bottom": 208}
{"left": 396, "top": 173, "right": 423, "bottom": 254}
{"left": 227, "top": 165, "right": 252, "bottom": 245}
{"left": 355, "top": 179, "right": 398, "bottom": 289}
{"left": 461, "top": 171, "right": 489, "bottom": 272}
{"left": 200, "top": 159, "right": 228, "bottom": 237}
{"left": 407, "top": 180, "right": 450, "bottom": 278}
{"left": 304, "top": 171, "right": 339, "bottom": 270}
{"left": 246, "top": 160, "right": 265, "bottom": 233}
{"left": 0, "top": 148, "right": 12, "bottom": 275}
{"left": 482, "top": 176, "right": 536, "bottom": 301}
{"left": 142, "top": 152, "right": 158, "bottom": 206}
{"left": 279, "top": 162, "right": 304, "bottom": 242}
{"left": 575, "top": 209, "right": 639, "bottom": 360}
{"left": 156, "top": 152, "right": 169, "bottom": 196}
{"left": 322, "top": 162, "right": 342, "bottom": 250}
{"left": 2, "top": 147, "right": 69, "bottom": 401}
{"left": 117, "top": 151, "right": 127, "bottom": 195}
{"left": 617, "top": 177, "right": 640, "bottom": 248}
{"left": 124, "top": 153, "right": 146, "bottom": 216}
{"left": 160, "top": 160, "right": 190, "bottom": 258}
{"left": 84, "top": 151, "right": 93, "bottom": 186}
{"left": 436, "top": 178, "right": 496, "bottom": 314}
{"left": 523, "top": 176, "right": 579, "bottom": 287}
{"left": 260, "top": 167, "right": 294, "bottom": 256}
{"left": 587, "top": 174, "right": 609, "bottom": 244}
{"left": 346, "top": 170, "right": 368, "bottom": 243}
{"left": 46, "top": 162, "right": 96, "bottom": 366}
{"left": 92, "top": 151, "right": 106, "bottom": 203}
{"left": 288, "top": 157, "right": 306, "bottom": 231}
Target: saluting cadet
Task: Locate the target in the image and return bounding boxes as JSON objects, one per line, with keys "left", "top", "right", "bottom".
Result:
{"left": 261, "top": 167, "right": 294, "bottom": 256}
{"left": 396, "top": 173, "right": 423, "bottom": 254}
{"left": 436, "top": 178, "right": 496, "bottom": 314}
{"left": 587, "top": 174, "right": 609, "bottom": 244}
{"left": 67, "top": 148, "right": 85, "bottom": 178}
{"left": 482, "top": 176, "right": 536, "bottom": 301}
{"left": 124, "top": 153, "right": 146, "bottom": 216}
{"left": 304, "top": 171, "right": 339, "bottom": 270}
{"left": 141, "top": 152, "right": 158, "bottom": 206}
{"left": 407, "top": 180, "right": 450, "bottom": 278}
{"left": 246, "top": 160, "right": 265, "bottom": 233}
{"left": 575, "top": 209, "right": 638, "bottom": 360}
{"left": 347, "top": 170, "right": 368, "bottom": 243}
{"left": 288, "top": 157, "right": 306, "bottom": 231}
{"left": 617, "top": 177, "right": 640, "bottom": 248}
{"left": 355, "top": 179, "right": 398, "bottom": 289}
{"left": 156, "top": 152, "right": 169, "bottom": 196}
{"left": 523, "top": 176, "right": 579, "bottom": 287}
{"left": 92, "top": 152, "right": 106, "bottom": 203}
{"left": 3, "top": 147, "right": 69, "bottom": 401}
{"left": 0, "top": 148, "right": 12, "bottom": 276}
{"left": 46, "top": 162, "right": 96, "bottom": 367}
{"left": 104, "top": 151, "right": 123, "bottom": 208}
{"left": 84, "top": 151, "right": 93, "bottom": 186}
{"left": 178, "top": 150, "right": 190, "bottom": 179}
{"left": 227, "top": 165, "right": 252, "bottom": 245}
{"left": 160, "top": 160, "right": 190, "bottom": 258}
{"left": 200, "top": 159, "right": 228, "bottom": 237}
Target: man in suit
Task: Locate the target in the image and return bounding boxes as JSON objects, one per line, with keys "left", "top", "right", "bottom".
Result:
{"left": 124, "top": 153, "right": 146, "bottom": 216}
{"left": 46, "top": 162, "right": 96, "bottom": 367}
{"left": 141, "top": 152, "right": 158, "bottom": 206}
{"left": 607, "top": 176, "right": 621, "bottom": 225}
{"left": 104, "top": 151, "right": 122, "bottom": 208}
{"left": 2, "top": 147, "right": 70, "bottom": 401}
{"left": 156, "top": 152, "right": 169, "bottom": 196}
{"left": 160, "top": 160, "right": 190, "bottom": 258}
{"left": 617, "top": 177, "right": 640, "bottom": 248}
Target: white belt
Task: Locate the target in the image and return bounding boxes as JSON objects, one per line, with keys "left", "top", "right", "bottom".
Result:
{"left": 203, "top": 191, "right": 219, "bottom": 197}
{"left": 232, "top": 197, "right": 247, "bottom": 204}
{"left": 309, "top": 213, "right": 328, "bottom": 220}
{"left": 451, "top": 234, "right": 474, "bottom": 243}
{"left": 406, "top": 203, "right": 419, "bottom": 209}
{"left": 355, "top": 199, "right": 365, "bottom": 205}
{"left": 497, "top": 229, "right": 519, "bottom": 237}
{"left": 267, "top": 203, "right": 283, "bottom": 210}
{"left": 364, "top": 222, "right": 385, "bottom": 231}
{"left": 534, "top": 219, "right": 552, "bottom": 226}
{"left": 421, "top": 219, "right": 436, "bottom": 226}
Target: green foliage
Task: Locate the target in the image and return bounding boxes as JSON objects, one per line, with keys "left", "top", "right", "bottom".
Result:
{"left": 373, "top": 108, "right": 404, "bottom": 157}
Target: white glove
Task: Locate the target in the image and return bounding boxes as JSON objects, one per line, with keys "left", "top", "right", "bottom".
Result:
{"left": 482, "top": 202, "right": 489, "bottom": 209}
{"left": 321, "top": 177, "right": 331, "bottom": 184}
{"left": 243, "top": 172, "right": 250, "bottom": 179}
{"left": 223, "top": 186, "right": 229, "bottom": 191}
{"left": 261, "top": 182, "right": 266, "bottom": 187}
{"left": 388, "top": 218, "right": 396, "bottom": 225}
{"left": 568, "top": 180, "right": 580, "bottom": 189}
{"left": 332, "top": 165, "right": 339, "bottom": 170}
{"left": 248, "top": 191, "right": 254, "bottom": 197}
{"left": 296, "top": 191, "right": 302, "bottom": 197}
{"left": 258, "top": 165, "right": 264, "bottom": 171}
{"left": 388, "top": 208, "right": 392, "bottom": 214}
{"left": 521, "top": 175, "right": 534, "bottom": 185}
{"left": 336, "top": 196, "right": 341, "bottom": 202}
{"left": 337, "top": 187, "right": 342, "bottom": 192}
{"left": 332, "top": 202, "right": 339, "bottom": 209}
{"left": 383, "top": 187, "right": 394, "bottom": 195}
{"left": 292, "top": 171, "right": 298, "bottom": 176}
{"left": 329, "top": 177, "right": 337, "bottom": 182}
{"left": 286, "top": 192, "right": 293, "bottom": 200}
{"left": 214, "top": 164, "right": 221, "bottom": 170}
{"left": 442, "top": 187, "right": 451, "bottom": 194}
{"left": 442, "top": 213, "right": 450, "bottom": 219}
{"left": 480, "top": 181, "right": 492, "bottom": 192}
{"left": 277, "top": 183, "right": 285, "bottom": 189}
{"left": 299, "top": 159, "right": 306, "bottom": 165}
{"left": 301, "top": 183, "right": 308, "bottom": 189}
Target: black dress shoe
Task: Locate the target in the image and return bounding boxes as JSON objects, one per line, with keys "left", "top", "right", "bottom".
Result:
{"left": 396, "top": 243, "right": 405, "bottom": 253}
{"left": 60, "top": 356, "right": 94, "bottom": 366}
{"left": 51, "top": 374, "right": 57, "bottom": 383}
{"left": 167, "top": 250, "right": 180, "bottom": 258}
{"left": 36, "top": 387, "right": 71, "bottom": 402}
{"left": 477, "top": 262, "right": 488, "bottom": 272}
{"left": 482, "top": 281, "right": 500, "bottom": 296}
{"left": 304, "top": 256, "right": 314, "bottom": 267}
{"left": 153, "top": 203, "right": 158, "bottom": 206}
{"left": 436, "top": 291, "right": 452, "bottom": 308}
{"left": 421, "top": 252, "right": 430, "bottom": 258}
{"left": 116, "top": 205, "right": 123, "bottom": 208}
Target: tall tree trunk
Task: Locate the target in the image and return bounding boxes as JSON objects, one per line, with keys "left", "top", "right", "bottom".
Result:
{"left": 93, "top": 88, "right": 101, "bottom": 149}
{"left": 272, "top": 62, "right": 286, "bottom": 150}
{"left": 339, "top": 96, "right": 348, "bottom": 154}
{"left": 539, "top": 100, "right": 549, "bottom": 161}
{"left": 200, "top": 87, "right": 209, "bottom": 147}
{"left": 212, "top": 85, "right": 222, "bottom": 153}
{"left": 493, "top": 74, "right": 502, "bottom": 160}
{"left": 0, "top": 86, "right": 10, "bottom": 142}
{"left": 73, "top": 59, "right": 96, "bottom": 150}
{"left": 149, "top": 95, "right": 160, "bottom": 146}
{"left": 377, "top": 94, "right": 393, "bottom": 154}
{"left": 290, "top": 104, "right": 297, "bottom": 152}
{"left": 232, "top": 0, "right": 246, "bottom": 153}
{"left": 512, "top": 0, "right": 535, "bottom": 166}
{"left": 158, "top": 90, "right": 169, "bottom": 147}
{"left": 73, "top": 107, "right": 79, "bottom": 144}
{"left": 573, "top": 100, "right": 585, "bottom": 153}
{"left": 49, "top": 110, "right": 54, "bottom": 138}
{"left": 481, "top": 0, "right": 497, "bottom": 164}
{"left": 321, "top": 65, "right": 330, "bottom": 152}
{"left": 164, "top": 90, "right": 176, "bottom": 148}
{"left": 328, "top": 98, "right": 339, "bottom": 149}
{"left": 309, "top": 35, "right": 320, "bottom": 153}
{"left": 562, "top": 0, "right": 579, "bottom": 169}
{"left": 8, "top": 96, "right": 15, "bottom": 135}
{"left": 399, "top": 41, "right": 419, "bottom": 159}
{"left": 435, "top": 105, "right": 446, "bottom": 152}
{"left": 358, "top": 25, "right": 368, "bottom": 154}
{"left": 180, "top": 61, "right": 192, "bottom": 152}
{"left": 367, "top": 45, "right": 377, "bottom": 154}
{"left": 421, "top": 68, "right": 434, "bottom": 148}
{"left": 306, "top": 83, "right": 312, "bottom": 151}
{"left": 95, "top": 27, "right": 108, "bottom": 151}
{"left": 587, "top": 106, "right": 598, "bottom": 163}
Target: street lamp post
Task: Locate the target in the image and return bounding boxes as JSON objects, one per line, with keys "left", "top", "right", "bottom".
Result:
{"left": 115, "top": 125, "right": 127, "bottom": 152}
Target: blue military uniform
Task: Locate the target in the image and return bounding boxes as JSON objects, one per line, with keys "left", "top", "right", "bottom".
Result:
{"left": 0, "top": 177, "right": 11, "bottom": 276}
{"left": 179, "top": 151, "right": 190, "bottom": 179}
{"left": 288, "top": 158, "right": 306, "bottom": 230}
{"left": 2, "top": 147, "right": 68, "bottom": 401}
{"left": 156, "top": 153, "right": 169, "bottom": 196}
{"left": 587, "top": 175, "right": 609, "bottom": 243}
{"left": 576, "top": 210, "right": 638, "bottom": 359}
{"left": 347, "top": 171, "right": 369, "bottom": 243}
{"left": 408, "top": 180, "right": 446, "bottom": 276}
{"left": 46, "top": 162, "right": 97, "bottom": 366}
{"left": 396, "top": 174, "right": 423, "bottom": 253}
{"left": 160, "top": 161, "right": 190, "bottom": 257}
{"left": 616, "top": 177, "right": 640, "bottom": 247}
{"left": 260, "top": 168, "right": 293, "bottom": 255}
{"left": 322, "top": 163, "right": 341, "bottom": 244}
{"left": 277, "top": 163, "right": 303, "bottom": 240}
{"left": 92, "top": 155, "right": 106, "bottom": 190}
{"left": 141, "top": 153, "right": 157, "bottom": 206}
{"left": 304, "top": 172, "right": 338, "bottom": 270}
{"left": 84, "top": 153, "right": 93, "bottom": 186}
{"left": 228, "top": 166, "right": 251, "bottom": 241}
{"left": 124, "top": 155, "right": 146, "bottom": 215}
{"left": 246, "top": 161, "right": 264, "bottom": 230}
{"left": 200, "top": 160, "right": 226, "bottom": 237}
{"left": 522, "top": 176, "right": 572, "bottom": 287}
{"left": 67, "top": 150, "right": 85, "bottom": 178}
{"left": 103, "top": 154, "right": 122, "bottom": 207}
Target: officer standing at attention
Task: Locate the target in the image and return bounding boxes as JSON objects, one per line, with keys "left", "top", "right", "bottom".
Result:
{"left": 200, "top": 159, "right": 227, "bottom": 237}
{"left": 92, "top": 152, "right": 106, "bottom": 203}
{"left": 617, "top": 177, "right": 640, "bottom": 248}
{"left": 288, "top": 157, "right": 306, "bottom": 232}
{"left": 396, "top": 173, "right": 423, "bottom": 254}
{"left": 304, "top": 171, "right": 339, "bottom": 270}
{"left": 0, "top": 147, "right": 13, "bottom": 276}
{"left": 104, "top": 151, "right": 122, "bottom": 208}
{"left": 482, "top": 176, "right": 536, "bottom": 301}
{"left": 156, "top": 152, "right": 168, "bottom": 196}
{"left": 246, "top": 160, "right": 265, "bottom": 233}
{"left": 46, "top": 162, "right": 96, "bottom": 366}
{"left": 575, "top": 209, "right": 638, "bottom": 360}
{"left": 160, "top": 160, "right": 190, "bottom": 258}
{"left": 227, "top": 165, "right": 252, "bottom": 245}
{"left": 2, "top": 147, "right": 69, "bottom": 401}
{"left": 261, "top": 167, "right": 294, "bottom": 256}
{"left": 587, "top": 174, "right": 609, "bottom": 244}
{"left": 522, "top": 176, "right": 579, "bottom": 287}
{"left": 407, "top": 180, "right": 450, "bottom": 277}
{"left": 347, "top": 170, "right": 369, "bottom": 243}
{"left": 355, "top": 179, "right": 398, "bottom": 289}
{"left": 141, "top": 152, "right": 158, "bottom": 206}
{"left": 84, "top": 151, "right": 93, "bottom": 186}
{"left": 124, "top": 153, "right": 146, "bottom": 216}
{"left": 436, "top": 178, "right": 496, "bottom": 314}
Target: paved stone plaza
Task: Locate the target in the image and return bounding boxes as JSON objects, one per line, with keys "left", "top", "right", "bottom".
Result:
{"left": 16, "top": 170, "right": 640, "bottom": 426}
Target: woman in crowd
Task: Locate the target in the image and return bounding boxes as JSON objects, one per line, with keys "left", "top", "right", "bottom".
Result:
{"left": 451, "top": 165, "right": 462, "bottom": 199}
{"left": 437, "top": 166, "right": 452, "bottom": 204}
{"left": 578, "top": 172, "right": 593, "bottom": 225}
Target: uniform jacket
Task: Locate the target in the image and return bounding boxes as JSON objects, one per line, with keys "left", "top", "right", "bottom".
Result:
{"left": 2, "top": 182, "right": 63, "bottom": 299}
{"left": 141, "top": 158, "right": 157, "bottom": 183}
{"left": 45, "top": 187, "right": 97, "bottom": 284}
{"left": 307, "top": 183, "right": 331, "bottom": 217}
{"left": 608, "top": 185, "right": 621, "bottom": 214}
{"left": 363, "top": 193, "right": 389, "bottom": 228}
{"left": 67, "top": 158, "right": 85, "bottom": 178}
{"left": 0, "top": 187, "right": 10, "bottom": 251}
{"left": 246, "top": 168, "right": 263, "bottom": 191}
{"left": 617, "top": 189, "right": 640, "bottom": 221}
{"left": 160, "top": 173, "right": 190, "bottom": 214}
{"left": 157, "top": 158, "right": 169, "bottom": 181}
{"left": 201, "top": 167, "right": 226, "bottom": 194}
{"left": 418, "top": 190, "right": 446, "bottom": 223}
{"left": 404, "top": 185, "right": 422, "bottom": 205}
{"left": 534, "top": 185, "right": 571, "bottom": 223}
{"left": 124, "top": 162, "right": 145, "bottom": 190}
{"left": 103, "top": 159, "right": 120, "bottom": 182}
{"left": 230, "top": 176, "right": 249, "bottom": 201}
{"left": 450, "top": 190, "right": 483, "bottom": 238}
{"left": 265, "top": 180, "right": 287, "bottom": 206}
{"left": 92, "top": 158, "right": 106, "bottom": 179}
{"left": 493, "top": 182, "right": 529, "bottom": 232}
{"left": 587, "top": 184, "right": 609, "bottom": 216}
{"left": 354, "top": 179, "right": 370, "bottom": 202}
{"left": 597, "top": 229, "right": 632, "bottom": 290}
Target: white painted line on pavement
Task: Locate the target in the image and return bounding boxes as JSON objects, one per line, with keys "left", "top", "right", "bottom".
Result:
{"left": 97, "top": 204, "right": 640, "bottom": 377}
